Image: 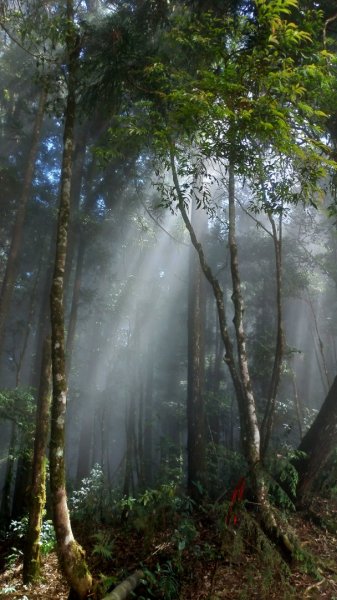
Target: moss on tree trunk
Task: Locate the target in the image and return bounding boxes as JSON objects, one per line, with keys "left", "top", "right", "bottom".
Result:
{"left": 23, "top": 336, "right": 51, "bottom": 583}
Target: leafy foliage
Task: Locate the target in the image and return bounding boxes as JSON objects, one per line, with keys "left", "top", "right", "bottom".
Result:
{"left": 6, "top": 515, "right": 55, "bottom": 558}
{"left": 267, "top": 450, "right": 306, "bottom": 510}
{"left": 97, "top": 0, "right": 336, "bottom": 217}
{"left": 69, "top": 464, "right": 106, "bottom": 522}
{"left": 0, "top": 388, "right": 35, "bottom": 431}
{"left": 141, "top": 562, "right": 180, "bottom": 600}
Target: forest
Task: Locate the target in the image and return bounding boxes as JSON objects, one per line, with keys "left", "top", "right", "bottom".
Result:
{"left": 1, "top": 0, "right": 337, "bottom": 598}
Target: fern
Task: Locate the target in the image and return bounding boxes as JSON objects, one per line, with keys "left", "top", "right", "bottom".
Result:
{"left": 92, "top": 531, "right": 114, "bottom": 560}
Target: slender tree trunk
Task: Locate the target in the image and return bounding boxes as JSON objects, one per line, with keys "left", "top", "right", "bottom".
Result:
{"left": 30, "top": 233, "right": 56, "bottom": 390}
{"left": 0, "top": 88, "right": 46, "bottom": 360}
{"left": 11, "top": 452, "right": 31, "bottom": 520}
{"left": 23, "top": 336, "right": 52, "bottom": 583}
{"left": 143, "top": 347, "right": 154, "bottom": 487}
{"left": 123, "top": 399, "right": 135, "bottom": 498}
{"left": 291, "top": 370, "right": 303, "bottom": 441}
{"left": 49, "top": 3, "right": 92, "bottom": 596}
{"left": 64, "top": 129, "right": 88, "bottom": 298}
{"left": 208, "top": 312, "right": 223, "bottom": 446}
{"left": 260, "top": 213, "right": 284, "bottom": 457}
{"left": 11, "top": 258, "right": 46, "bottom": 520}
{"left": 306, "top": 292, "right": 330, "bottom": 393}
{"left": 76, "top": 409, "right": 93, "bottom": 485}
{"left": 137, "top": 384, "right": 144, "bottom": 488}
{"left": 187, "top": 199, "right": 206, "bottom": 500}
{"left": 13, "top": 249, "right": 43, "bottom": 388}
{"left": 227, "top": 162, "right": 261, "bottom": 471}
{"left": 0, "top": 420, "right": 17, "bottom": 526}
{"left": 66, "top": 240, "right": 85, "bottom": 379}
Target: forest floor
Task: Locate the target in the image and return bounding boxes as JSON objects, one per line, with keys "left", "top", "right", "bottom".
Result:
{"left": 1, "top": 499, "right": 337, "bottom": 599}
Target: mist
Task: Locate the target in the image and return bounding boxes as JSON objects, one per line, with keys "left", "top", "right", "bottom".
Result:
{"left": 1, "top": 0, "right": 337, "bottom": 598}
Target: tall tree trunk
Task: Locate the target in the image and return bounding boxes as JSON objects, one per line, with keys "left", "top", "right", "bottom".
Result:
{"left": 0, "top": 420, "right": 17, "bottom": 526}
{"left": 143, "top": 347, "right": 154, "bottom": 487}
{"left": 11, "top": 451, "right": 31, "bottom": 520}
{"left": 208, "top": 308, "right": 223, "bottom": 447}
{"left": 137, "top": 384, "right": 145, "bottom": 488}
{"left": 123, "top": 398, "right": 136, "bottom": 498}
{"left": 0, "top": 87, "right": 46, "bottom": 360}
{"left": 76, "top": 408, "right": 94, "bottom": 486}
{"left": 260, "top": 213, "right": 284, "bottom": 457}
{"left": 227, "top": 162, "right": 261, "bottom": 473}
{"left": 296, "top": 375, "right": 337, "bottom": 505}
{"left": 30, "top": 232, "right": 56, "bottom": 391}
{"left": 187, "top": 199, "right": 206, "bottom": 500}
{"left": 49, "top": 3, "right": 92, "bottom": 597}
{"left": 23, "top": 336, "right": 52, "bottom": 583}
{"left": 11, "top": 258, "right": 46, "bottom": 521}
{"left": 66, "top": 240, "right": 85, "bottom": 379}
{"left": 64, "top": 129, "right": 88, "bottom": 298}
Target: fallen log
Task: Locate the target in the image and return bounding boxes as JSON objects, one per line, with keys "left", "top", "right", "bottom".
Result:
{"left": 102, "top": 570, "right": 144, "bottom": 600}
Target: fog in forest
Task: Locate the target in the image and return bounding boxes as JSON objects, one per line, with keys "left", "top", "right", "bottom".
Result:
{"left": 2, "top": 1, "right": 337, "bottom": 598}
{"left": 1, "top": 123, "right": 335, "bottom": 492}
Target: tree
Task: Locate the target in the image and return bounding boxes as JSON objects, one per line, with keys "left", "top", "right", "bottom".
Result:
{"left": 187, "top": 199, "right": 207, "bottom": 499}
{"left": 49, "top": 1, "right": 92, "bottom": 596}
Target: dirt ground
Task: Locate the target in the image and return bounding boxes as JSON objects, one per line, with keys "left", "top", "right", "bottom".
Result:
{"left": 2, "top": 502, "right": 337, "bottom": 599}
{"left": 0, "top": 553, "right": 68, "bottom": 599}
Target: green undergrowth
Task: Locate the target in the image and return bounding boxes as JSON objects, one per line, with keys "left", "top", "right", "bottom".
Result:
{"left": 2, "top": 463, "right": 330, "bottom": 599}
{"left": 64, "top": 464, "right": 328, "bottom": 599}
{"left": 2, "top": 515, "right": 55, "bottom": 570}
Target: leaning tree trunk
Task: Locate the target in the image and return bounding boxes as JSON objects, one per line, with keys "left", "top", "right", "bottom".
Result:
{"left": 296, "top": 375, "right": 337, "bottom": 506}
{"left": 49, "top": 2, "right": 92, "bottom": 597}
{"left": 23, "top": 336, "right": 52, "bottom": 584}
{"left": 0, "top": 87, "right": 46, "bottom": 360}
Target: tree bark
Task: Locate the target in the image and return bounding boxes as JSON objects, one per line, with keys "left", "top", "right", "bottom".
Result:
{"left": 227, "top": 161, "right": 261, "bottom": 471}
{"left": 102, "top": 570, "right": 144, "bottom": 600}
{"left": 49, "top": 3, "right": 92, "bottom": 597}
{"left": 0, "top": 420, "right": 17, "bottom": 526}
{"left": 260, "top": 213, "right": 284, "bottom": 457}
{"left": 296, "top": 375, "right": 337, "bottom": 505}
{"left": 208, "top": 310, "right": 223, "bottom": 446}
{"left": 0, "top": 87, "right": 46, "bottom": 360}
{"left": 143, "top": 346, "right": 154, "bottom": 487}
{"left": 76, "top": 408, "right": 94, "bottom": 485}
{"left": 123, "top": 397, "right": 136, "bottom": 498}
{"left": 65, "top": 240, "right": 85, "bottom": 379}
{"left": 187, "top": 199, "right": 207, "bottom": 500}
{"left": 23, "top": 336, "right": 52, "bottom": 584}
